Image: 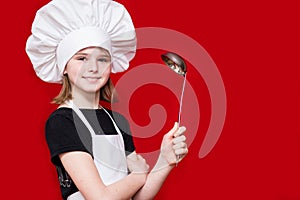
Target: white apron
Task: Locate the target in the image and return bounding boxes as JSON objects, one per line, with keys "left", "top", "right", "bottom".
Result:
{"left": 66, "top": 101, "right": 128, "bottom": 200}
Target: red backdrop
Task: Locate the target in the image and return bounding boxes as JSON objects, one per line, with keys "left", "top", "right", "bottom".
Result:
{"left": 1, "top": 0, "right": 299, "bottom": 199}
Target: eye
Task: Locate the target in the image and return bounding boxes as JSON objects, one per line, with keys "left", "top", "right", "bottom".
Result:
{"left": 77, "top": 56, "right": 87, "bottom": 61}
{"left": 98, "top": 58, "right": 110, "bottom": 63}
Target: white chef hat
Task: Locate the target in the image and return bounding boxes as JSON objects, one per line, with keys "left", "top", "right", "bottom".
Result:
{"left": 26, "top": 0, "right": 136, "bottom": 83}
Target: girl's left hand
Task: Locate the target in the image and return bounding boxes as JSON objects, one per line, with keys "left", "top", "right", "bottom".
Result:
{"left": 160, "top": 122, "right": 188, "bottom": 166}
{"left": 127, "top": 152, "right": 149, "bottom": 174}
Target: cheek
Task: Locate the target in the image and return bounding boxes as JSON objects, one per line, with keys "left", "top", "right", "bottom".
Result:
{"left": 65, "top": 63, "right": 82, "bottom": 83}
{"left": 102, "top": 65, "right": 112, "bottom": 77}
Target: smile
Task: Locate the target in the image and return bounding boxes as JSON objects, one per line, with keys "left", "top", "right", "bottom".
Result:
{"left": 83, "top": 76, "right": 101, "bottom": 82}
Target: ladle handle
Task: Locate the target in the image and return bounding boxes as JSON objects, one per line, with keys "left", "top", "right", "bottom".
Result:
{"left": 176, "top": 73, "right": 187, "bottom": 166}
{"left": 178, "top": 73, "right": 187, "bottom": 125}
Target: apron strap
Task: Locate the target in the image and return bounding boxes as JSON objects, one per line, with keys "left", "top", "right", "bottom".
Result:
{"left": 65, "top": 100, "right": 97, "bottom": 136}
{"left": 101, "top": 108, "right": 123, "bottom": 136}
{"left": 65, "top": 100, "right": 123, "bottom": 137}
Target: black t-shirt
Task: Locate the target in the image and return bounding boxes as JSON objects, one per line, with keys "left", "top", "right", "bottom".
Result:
{"left": 45, "top": 107, "right": 135, "bottom": 200}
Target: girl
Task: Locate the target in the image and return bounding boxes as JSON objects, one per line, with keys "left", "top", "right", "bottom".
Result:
{"left": 26, "top": 0, "right": 188, "bottom": 199}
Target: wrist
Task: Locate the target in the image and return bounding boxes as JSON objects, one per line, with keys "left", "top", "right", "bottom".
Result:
{"left": 129, "top": 172, "right": 147, "bottom": 185}
{"left": 154, "top": 154, "right": 175, "bottom": 171}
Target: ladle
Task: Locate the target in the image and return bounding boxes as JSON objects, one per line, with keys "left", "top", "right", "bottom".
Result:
{"left": 161, "top": 52, "right": 187, "bottom": 125}
{"left": 161, "top": 52, "right": 187, "bottom": 165}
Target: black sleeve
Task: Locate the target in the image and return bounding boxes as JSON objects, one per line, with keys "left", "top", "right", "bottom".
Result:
{"left": 110, "top": 111, "right": 135, "bottom": 155}
{"left": 45, "top": 114, "right": 91, "bottom": 165}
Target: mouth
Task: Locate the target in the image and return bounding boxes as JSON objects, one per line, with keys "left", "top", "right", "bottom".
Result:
{"left": 82, "top": 76, "right": 101, "bottom": 82}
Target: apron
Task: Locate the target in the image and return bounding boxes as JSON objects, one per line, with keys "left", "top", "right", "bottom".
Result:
{"left": 66, "top": 100, "right": 128, "bottom": 200}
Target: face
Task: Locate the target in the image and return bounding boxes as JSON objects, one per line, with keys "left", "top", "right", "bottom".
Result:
{"left": 64, "top": 47, "right": 112, "bottom": 94}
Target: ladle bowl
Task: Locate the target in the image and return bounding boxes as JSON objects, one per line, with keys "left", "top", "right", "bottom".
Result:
{"left": 161, "top": 52, "right": 187, "bottom": 76}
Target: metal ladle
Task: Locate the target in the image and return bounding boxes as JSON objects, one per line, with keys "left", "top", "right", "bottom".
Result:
{"left": 161, "top": 52, "right": 187, "bottom": 125}
{"left": 161, "top": 52, "right": 187, "bottom": 77}
{"left": 161, "top": 52, "right": 187, "bottom": 165}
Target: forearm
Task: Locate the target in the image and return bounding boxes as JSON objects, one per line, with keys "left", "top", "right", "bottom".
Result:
{"left": 75, "top": 172, "right": 147, "bottom": 200}
{"left": 60, "top": 152, "right": 147, "bottom": 200}
{"left": 103, "top": 173, "right": 147, "bottom": 200}
{"left": 133, "top": 154, "right": 175, "bottom": 200}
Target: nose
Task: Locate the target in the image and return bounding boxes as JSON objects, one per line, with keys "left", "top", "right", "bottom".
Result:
{"left": 86, "top": 59, "right": 98, "bottom": 73}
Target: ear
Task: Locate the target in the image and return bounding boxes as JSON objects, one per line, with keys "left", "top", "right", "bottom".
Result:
{"left": 63, "top": 69, "right": 67, "bottom": 75}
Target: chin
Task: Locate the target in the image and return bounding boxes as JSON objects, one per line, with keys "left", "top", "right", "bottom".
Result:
{"left": 84, "top": 85, "right": 103, "bottom": 93}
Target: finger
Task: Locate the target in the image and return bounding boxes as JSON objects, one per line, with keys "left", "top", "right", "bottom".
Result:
{"left": 173, "top": 142, "right": 187, "bottom": 150}
{"left": 166, "top": 122, "right": 179, "bottom": 137}
{"left": 137, "top": 155, "right": 148, "bottom": 165}
{"left": 177, "top": 154, "right": 186, "bottom": 163}
{"left": 172, "top": 135, "right": 186, "bottom": 144}
{"left": 136, "top": 154, "right": 144, "bottom": 161}
{"left": 127, "top": 151, "right": 138, "bottom": 161}
{"left": 174, "top": 148, "right": 188, "bottom": 155}
{"left": 174, "top": 126, "right": 186, "bottom": 137}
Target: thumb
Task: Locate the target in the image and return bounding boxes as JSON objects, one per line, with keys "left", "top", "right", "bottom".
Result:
{"left": 127, "top": 151, "right": 138, "bottom": 161}
{"left": 166, "top": 122, "right": 179, "bottom": 137}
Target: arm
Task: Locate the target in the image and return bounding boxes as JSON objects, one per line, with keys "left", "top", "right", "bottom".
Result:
{"left": 59, "top": 151, "right": 149, "bottom": 200}
{"left": 132, "top": 122, "right": 188, "bottom": 200}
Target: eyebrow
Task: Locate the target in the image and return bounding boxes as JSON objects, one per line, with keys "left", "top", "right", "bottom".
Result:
{"left": 75, "top": 52, "right": 110, "bottom": 57}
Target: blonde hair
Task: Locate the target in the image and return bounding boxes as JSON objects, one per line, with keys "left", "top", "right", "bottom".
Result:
{"left": 52, "top": 75, "right": 117, "bottom": 104}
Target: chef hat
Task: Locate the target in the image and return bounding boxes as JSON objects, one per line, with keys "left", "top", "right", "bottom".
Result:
{"left": 26, "top": 0, "right": 136, "bottom": 83}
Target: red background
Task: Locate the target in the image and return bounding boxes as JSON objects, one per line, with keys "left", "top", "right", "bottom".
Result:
{"left": 1, "top": 0, "right": 299, "bottom": 199}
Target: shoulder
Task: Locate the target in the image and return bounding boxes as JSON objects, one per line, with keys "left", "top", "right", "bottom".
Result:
{"left": 47, "top": 107, "right": 73, "bottom": 120}
{"left": 46, "top": 107, "right": 74, "bottom": 126}
{"left": 45, "top": 108, "right": 92, "bottom": 165}
{"left": 45, "top": 108, "right": 76, "bottom": 138}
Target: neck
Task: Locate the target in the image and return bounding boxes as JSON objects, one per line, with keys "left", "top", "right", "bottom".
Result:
{"left": 72, "top": 89, "right": 101, "bottom": 109}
